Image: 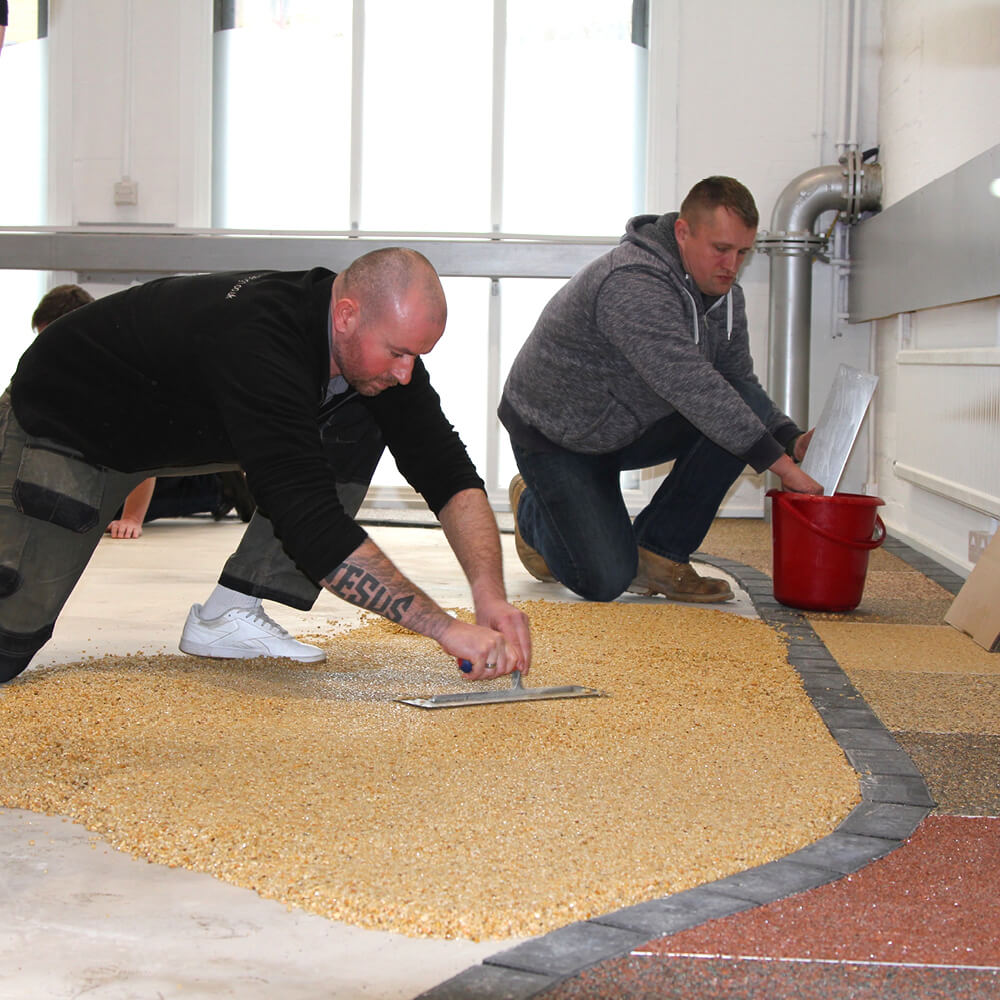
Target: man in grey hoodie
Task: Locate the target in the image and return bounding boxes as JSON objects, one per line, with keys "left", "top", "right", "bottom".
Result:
{"left": 499, "top": 176, "right": 821, "bottom": 604}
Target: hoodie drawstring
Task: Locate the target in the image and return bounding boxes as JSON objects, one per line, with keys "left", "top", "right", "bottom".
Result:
{"left": 681, "top": 286, "right": 701, "bottom": 345}
{"left": 687, "top": 288, "right": 735, "bottom": 345}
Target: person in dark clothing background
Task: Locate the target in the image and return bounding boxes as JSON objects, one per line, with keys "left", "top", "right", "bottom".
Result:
{"left": 500, "top": 176, "right": 822, "bottom": 605}
{"left": 2, "top": 248, "right": 530, "bottom": 683}
{"left": 30, "top": 284, "right": 95, "bottom": 330}
{"left": 28, "top": 284, "right": 255, "bottom": 539}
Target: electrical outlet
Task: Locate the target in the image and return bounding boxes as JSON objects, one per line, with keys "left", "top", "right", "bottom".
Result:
{"left": 114, "top": 179, "right": 139, "bottom": 206}
{"left": 969, "top": 530, "right": 993, "bottom": 564}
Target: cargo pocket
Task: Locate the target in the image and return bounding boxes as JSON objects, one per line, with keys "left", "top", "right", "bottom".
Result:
{"left": 13, "top": 444, "right": 106, "bottom": 533}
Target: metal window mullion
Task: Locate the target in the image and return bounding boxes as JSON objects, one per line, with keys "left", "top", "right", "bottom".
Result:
{"left": 485, "top": 0, "right": 507, "bottom": 500}
{"left": 349, "top": 0, "right": 366, "bottom": 231}
{"left": 490, "top": 0, "right": 506, "bottom": 234}
{"left": 486, "top": 278, "right": 502, "bottom": 493}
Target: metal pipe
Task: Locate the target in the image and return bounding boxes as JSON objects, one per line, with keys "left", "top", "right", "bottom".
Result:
{"left": 837, "top": 0, "right": 853, "bottom": 152}
{"left": 767, "top": 249, "right": 817, "bottom": 428}
{"left": 759, "top": 154, "right": 881, "bottom": 428}
{"left": 850, "top": 0, "right": 862, "bottom": 151}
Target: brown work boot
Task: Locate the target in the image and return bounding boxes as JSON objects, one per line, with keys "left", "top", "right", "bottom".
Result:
{"left": 627, "top": 547, "right": 734, "bottom": 603}
{"left": 508, "top": 475, "right": 555, "bottom": 582}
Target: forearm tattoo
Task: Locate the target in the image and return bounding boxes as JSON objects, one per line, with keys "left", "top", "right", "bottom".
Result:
{"left": 325, "top": 563, "right": 414, "bottom": 622}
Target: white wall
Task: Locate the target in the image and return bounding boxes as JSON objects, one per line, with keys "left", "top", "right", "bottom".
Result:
{"left": 47, "top": 0, "right": 212, "bottom": 228}
{"left": 878, "top": 0, "right": 1000, "bottom": 207}
{"left": 869, "top": 0, "right": 1000, "bottom": 574}
{"left": 11, "top": 0, "right": 215, "bottom": 380}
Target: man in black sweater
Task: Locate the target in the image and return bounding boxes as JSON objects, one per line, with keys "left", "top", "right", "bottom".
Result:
{"left": 2, "top": 248, "right": 529, "bottom": 683}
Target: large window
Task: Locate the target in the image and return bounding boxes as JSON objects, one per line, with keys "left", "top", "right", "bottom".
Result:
{"left": 360, "top": 1, "right": 494, "bottom": 232}
{"left": 213, "top": 1, "right": 354, "bottom": 230}
{"left": 213, "top": 1, "right": 646, "bottom": 499}
{"left": 214, "top": 0, "right": 643, "bottom": 235}
{"left": 502, "top": 0, "right": 644, "bottom": 236}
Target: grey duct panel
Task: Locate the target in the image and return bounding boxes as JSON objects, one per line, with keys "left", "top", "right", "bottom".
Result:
{"left": 0, "top": 230, "right": 616, "bottom": 281}
{"left": 849, "top": 144, "right": 1000, "bottom": 322}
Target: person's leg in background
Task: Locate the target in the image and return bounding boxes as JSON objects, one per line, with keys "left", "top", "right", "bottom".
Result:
{"left": 180, "top": 397, "right": 384, "bottom": 662}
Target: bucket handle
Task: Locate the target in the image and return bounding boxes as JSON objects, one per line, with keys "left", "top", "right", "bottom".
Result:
{"left": 776, "top": 496, "right": 886, "bottom": 550}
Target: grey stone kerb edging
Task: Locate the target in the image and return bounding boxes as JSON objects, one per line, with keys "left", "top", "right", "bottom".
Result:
{"left": 413, "top": 544, "right": 939, "bottom": 1000}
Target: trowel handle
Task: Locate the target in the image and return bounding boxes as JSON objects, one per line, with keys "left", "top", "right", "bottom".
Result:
{"left": 457, "top": 659, "right": 523, "bottom": 688}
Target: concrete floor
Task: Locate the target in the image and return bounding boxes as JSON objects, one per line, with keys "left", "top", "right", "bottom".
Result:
{"left": 0, "top": 515, "right": 746, "bottom": 1000}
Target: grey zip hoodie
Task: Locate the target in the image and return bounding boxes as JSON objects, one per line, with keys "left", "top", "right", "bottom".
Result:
{"left": 499, "top": 213, "right": 800, "bottom": 472}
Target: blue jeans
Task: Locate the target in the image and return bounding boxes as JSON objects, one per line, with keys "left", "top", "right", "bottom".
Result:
{"left": 513, "top": 386, "right": 773, "bottom": 602}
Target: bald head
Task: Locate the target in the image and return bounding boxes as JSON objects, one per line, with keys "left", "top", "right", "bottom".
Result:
{"left": 329, "top": 248, "right": 449, "bottom": 395}
{"left": 338, "top": 247, "right": 447, "bottom": 331}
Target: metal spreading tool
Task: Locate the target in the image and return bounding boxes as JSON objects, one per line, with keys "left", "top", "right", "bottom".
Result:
{"left": 397, "top": 670, "right": 605, "bottom": 710}
{"left": 799, "top": 364, "right": 879, "bottom": 496}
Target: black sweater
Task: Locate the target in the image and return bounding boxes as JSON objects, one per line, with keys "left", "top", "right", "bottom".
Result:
{"left": 11, "top": 268, "right": 483, "bottom": 582}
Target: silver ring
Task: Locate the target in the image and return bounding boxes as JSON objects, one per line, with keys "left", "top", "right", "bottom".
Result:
{"left": 486, "top": 663, "right": 497, "bottom": 670}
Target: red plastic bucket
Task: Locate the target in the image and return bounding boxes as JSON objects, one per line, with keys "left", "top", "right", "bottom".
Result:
{"left": 766, "top": 490, "right": 886, "bottom": 612}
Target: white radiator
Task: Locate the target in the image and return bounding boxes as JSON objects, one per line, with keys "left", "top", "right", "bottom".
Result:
{"left": 895, "top": 348, "right": 1000, "bottom": 517}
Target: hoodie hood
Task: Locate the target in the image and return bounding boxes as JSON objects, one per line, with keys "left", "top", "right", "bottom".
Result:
{"left": 619, "top": 212, "right": 735, "bottom": 344}
{"left": 621, "top": 212, "right": 684, "bottom": 271}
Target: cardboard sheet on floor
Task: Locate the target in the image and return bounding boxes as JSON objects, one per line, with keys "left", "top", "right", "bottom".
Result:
{"left": 945, "top": 531, "right": 1000, "bottom": 652}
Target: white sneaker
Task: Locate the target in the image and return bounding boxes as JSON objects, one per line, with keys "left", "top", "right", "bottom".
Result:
{"left": 179, "top": 603, "right": 326, "bottom": 663}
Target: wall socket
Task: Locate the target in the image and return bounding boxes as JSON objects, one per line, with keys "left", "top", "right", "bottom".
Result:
{"left": 114, "top": 179, "right": 139, "bottom": 206}
{"left": 969, "top": 530, "right": 994, "bottom": 564}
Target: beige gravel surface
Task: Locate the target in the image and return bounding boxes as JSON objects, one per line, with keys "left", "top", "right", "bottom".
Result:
{"left": 0, "top": 599, "right": 859, "bottom": 942}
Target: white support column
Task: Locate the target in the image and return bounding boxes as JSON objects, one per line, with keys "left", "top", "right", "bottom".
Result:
{"left": 643, "top": 0, "right": 680, "bottom": 214}
{"left": 349, "top": 0, "right": 365, "bottom": 231}
{"left": 490, "top": 0, "right": 506, "bottom": 233}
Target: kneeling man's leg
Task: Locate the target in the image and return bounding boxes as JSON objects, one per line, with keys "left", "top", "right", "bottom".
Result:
{"left": 180, "top": 397, "right": 384, "bottom": 662}
{"left": 511, "top": 444, "right": 636, "bottom": 602}
{"left": 629, "top": 385, "right": 777, "bottom": 603}
{"left": 0, "top": 396, "right": 140, "bottom": 681}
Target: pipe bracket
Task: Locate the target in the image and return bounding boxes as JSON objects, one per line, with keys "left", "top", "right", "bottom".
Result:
{"left": 755, "top": 231, "right": 828, "bottom": 258}
{"left": 839, "top": 149, "right": 882, "bottom": 224}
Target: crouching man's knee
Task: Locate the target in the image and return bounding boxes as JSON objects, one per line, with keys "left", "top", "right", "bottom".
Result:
{"left": 566, "top": 558, "right": 638, "bottom": 604}
{"left": 0, "top": 623, "right": 53, "bottom": 683}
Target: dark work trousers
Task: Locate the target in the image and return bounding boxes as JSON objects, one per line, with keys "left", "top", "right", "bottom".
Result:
{"left": 0, "top": 390, "right": 383, "bottom": 682}
{"left": 216, "top": 392, "right": 384, "bottom": 610}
